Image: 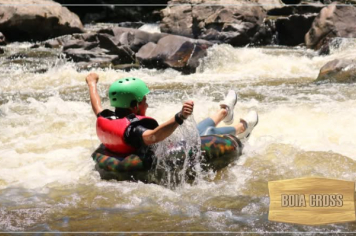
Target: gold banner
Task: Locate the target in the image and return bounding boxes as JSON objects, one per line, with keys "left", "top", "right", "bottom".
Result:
{"left": 268, "top": 177, "right": 356, "bottom": 225}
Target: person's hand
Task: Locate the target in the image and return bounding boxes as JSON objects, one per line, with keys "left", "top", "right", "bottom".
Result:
{"left": 86, "top": 72, "right": 99, "bottom": 86}
{"left": 181, "top": 100, "right": 194, "bottom": 119}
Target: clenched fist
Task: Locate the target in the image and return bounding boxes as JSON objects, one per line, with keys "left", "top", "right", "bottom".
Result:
{"left": 181, "top": 100, "right": 194, "bottom": 119}
{"left": 86, "top": 72, "right": 99, "bottom": 86}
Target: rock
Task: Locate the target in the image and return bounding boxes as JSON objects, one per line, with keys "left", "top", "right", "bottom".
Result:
{"left": 0, "top": 32, "right": 6, "bottom": 45}
{"left": 305, "top": 3, "right": 356, "bottom": 49}
{"left": 118, "top": 22, "right": 145, "bottom": 29}
{"left": 316, "top": 59, "right": 356, "bottom": 82}
{"left": 42, "top": 34, "right": 92, "bottom": 49}
{"left": 44, "top": 38, "right": 70, "bottom": 49}
{"left": 63, "top": 39, "right": 98, "bottom": 51}
{"left": 160, "top": 0, "right": 267, "bottom": 46}
{"left": 63, "top": 33, "right": 135, "bottom": 65}
{"left": 253, "top": 20, "right": 275, "bottom": 45}
{"left": 0, "top": 0, "right": 84, "bottom": 42}
{"left": 136, "top": 35, "right": 212, "bottom": 74}
{"left": 160, "top": 5, "right": 194, "bottom": 38}
{"left": 65, "top": 48, "right": 116, "bottom": 63}
{"left": 98, "top": 27, "right": 167, "bottom": 52}
{"left": 257, "top": 0, "right": 284, "bottom": 11}
{"left": 317, "top": 37, "right": 338, "bottom": 55}
{"left": 0, "top": 47, "right": 4, "bottom": 54}
{"left": 275, "top": 13, "right": 317, "bottom": 46}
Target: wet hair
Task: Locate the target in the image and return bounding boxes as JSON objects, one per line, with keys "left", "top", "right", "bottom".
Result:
{"left": 114, "top": 100, "right": 138, "bottom": 118}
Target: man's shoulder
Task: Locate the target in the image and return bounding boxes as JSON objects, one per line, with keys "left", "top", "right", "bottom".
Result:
{"left": 97, "top": 109, "right": 116, "bottom": 119}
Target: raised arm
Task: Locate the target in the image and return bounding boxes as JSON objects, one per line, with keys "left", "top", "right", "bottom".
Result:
{"left": 142, "top": 101, "right": 194, "bottom": 145}
{"left": 86, "top": 73, "right": 103, "bottom": 116}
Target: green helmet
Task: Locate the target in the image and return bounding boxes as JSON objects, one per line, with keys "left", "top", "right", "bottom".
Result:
{"left": 108, "top": 77, "right": 150, "bottom": 108}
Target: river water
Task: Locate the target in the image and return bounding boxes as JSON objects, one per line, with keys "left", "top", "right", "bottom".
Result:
{"left": 1, "top": 24, "right": 356, "bottom": 233}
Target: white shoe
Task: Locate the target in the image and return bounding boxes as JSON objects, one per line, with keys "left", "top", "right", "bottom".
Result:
{"left": 220, "top": 90, "right": 237, "bottom": 125}
{"left": 237, "top": 110, "right": 258, "bottom": 141}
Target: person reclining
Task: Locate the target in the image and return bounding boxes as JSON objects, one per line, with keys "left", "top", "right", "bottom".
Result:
{"left": 86, "top": 72, "right": 258, "bottom": 157}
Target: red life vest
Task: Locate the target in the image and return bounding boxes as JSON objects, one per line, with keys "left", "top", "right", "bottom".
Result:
{"left": 96, "top": 114, "right": 158, "bottom": 155}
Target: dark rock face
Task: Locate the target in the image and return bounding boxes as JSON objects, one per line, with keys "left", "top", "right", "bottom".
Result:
{"left": 0, "top": 32, "right": 6, "bottom": 45}
{"left": 160, "top": 0, "right": 268, "bottom": 46}
{"left": 281, "top": 0, "right": 301, "bottom": 4}
{"left": 0, "top": 0, "right": 84, "bottom": 42}
{"left": 265, "top": 1, "right": 324, "bottom": 46}
{"left": 136, "top": 35, "right": 212, "bottom": 73}
{"left": 267, "top": 3, "right": 324, "bottom": 16}
{"left": 317, "top": 59, "right": 356, "bottom": 83}
{"left": 305, "top": 3, "right": 356, "bottom": 49}
{"left": 275, "top": 14, "right": 317, "bottom": 46}
{"left": 53, "top": 0, "right": 167, "bottom": 24}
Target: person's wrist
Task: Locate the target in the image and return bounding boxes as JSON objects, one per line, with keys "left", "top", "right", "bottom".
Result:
{"left": 175, "top": 112, "right": 184, "bottom": 125}
{"left": 179, "top": 112, "right": 187, "bottom": 120}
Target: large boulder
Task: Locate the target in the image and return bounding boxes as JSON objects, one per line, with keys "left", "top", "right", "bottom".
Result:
{"left": 98, "top": 27, "right": 168, "bottom": 52}
{"left": 160, "top": 0, "right": 268, "bottom": 46}
{"left": 0, "top": 0, "right": 84, "bottom": 42}
{"left": 136, "top": 35, "right": 212, "bottom": 74}
{"left": 316, "top": 59, "right": 356, "bottom": 83}
{"left": 305, "top": 3, "right": 356, "bottom": 49}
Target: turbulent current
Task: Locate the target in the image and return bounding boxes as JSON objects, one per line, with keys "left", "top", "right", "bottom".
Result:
{"left": 1, "top": 27, "right": 356, "bottom": 232}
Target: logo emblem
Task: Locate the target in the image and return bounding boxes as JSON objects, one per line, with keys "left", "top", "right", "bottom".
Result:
{"left": 268, "top": 177, "right": 356, "bottom": 225}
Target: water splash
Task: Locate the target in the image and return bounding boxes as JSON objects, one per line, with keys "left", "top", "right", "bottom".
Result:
{"left": 151, "top": 114, "right": 202, "bottom": 188}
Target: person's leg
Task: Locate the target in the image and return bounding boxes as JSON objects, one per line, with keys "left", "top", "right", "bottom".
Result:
{"left": 200, "top": 126, "right": 236, "bottom": 136}
{"left": 197, "top": 108, "right": 229, "bottom": 135}
{"left": 197, "top": 90, "right": 237, "bottom": 135}
{"left": 210, "top": 108, "right": 228, "bottom": 126}
{"left": 200, "top": 119, "right": 245, "bottom": 136}
{"left": 197, "top": 90, "right": 258, "bottom": 137}
{"left": 197, "top": 117, "right": 216, "bottom": 136}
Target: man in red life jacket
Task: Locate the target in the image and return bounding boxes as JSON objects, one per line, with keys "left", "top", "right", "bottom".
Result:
{"left": 86, "top": 72, "right": 258, "bottom": 157}
{"left": 86, "top": 72, "right": 194, "bottom": 155}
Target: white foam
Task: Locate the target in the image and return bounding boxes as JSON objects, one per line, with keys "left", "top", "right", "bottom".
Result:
{"left": 1, "top": 42, "right": 356, "bottom": 193}
{"left": 138, "top": 23, "right": 161, "bottom": 33}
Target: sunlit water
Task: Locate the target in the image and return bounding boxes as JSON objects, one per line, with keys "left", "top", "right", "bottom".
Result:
{"left": 1, "top": 30, "right": 356, "bottom": 232}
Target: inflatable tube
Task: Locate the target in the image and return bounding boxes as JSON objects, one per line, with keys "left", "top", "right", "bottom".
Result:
{"left": 92, "top": 134, "right": 242, "bottom": 183}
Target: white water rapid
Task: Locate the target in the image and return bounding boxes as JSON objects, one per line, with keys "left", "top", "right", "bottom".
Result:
{"left": 1, "top": 34, "right": 356, "bottom": 232}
